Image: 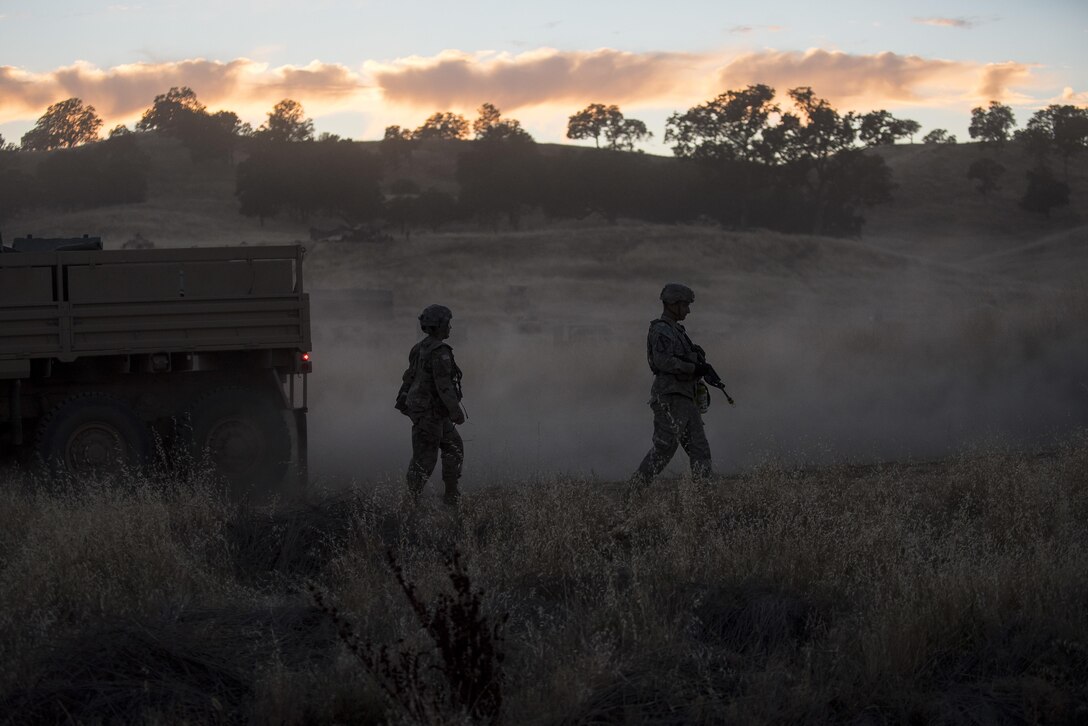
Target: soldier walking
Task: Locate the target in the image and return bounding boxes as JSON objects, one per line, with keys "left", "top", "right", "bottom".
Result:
{"left": 632, "top": 283, "right": 714, "bottom": 484}
{"left": 395, "top": 305, "right": 465, "bottom": 506}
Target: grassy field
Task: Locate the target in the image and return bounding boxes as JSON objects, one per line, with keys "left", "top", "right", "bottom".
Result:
{"left": 0, "top": 434, "right": 1085, "bottom": 724}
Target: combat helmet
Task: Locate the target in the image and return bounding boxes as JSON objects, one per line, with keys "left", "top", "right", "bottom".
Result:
{"left": 660, "top": 283, "right": 695, "bottom": 304}
{"left": 418, "top": 304, "right": 453, "bottom": 327}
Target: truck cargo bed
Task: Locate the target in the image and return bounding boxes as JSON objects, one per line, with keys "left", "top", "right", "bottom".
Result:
{"left": 0, "top": 246, "right": 310, "bottom": 365}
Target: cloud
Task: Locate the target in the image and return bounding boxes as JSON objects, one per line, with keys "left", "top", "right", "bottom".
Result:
{"left": 914, "top": 16, "right": 979, "bottom": 29}
{"left": 728, "top": 25, "right": 785, "bottom": 34}
{"left": 0, "top": 58, "right": 368, "bottom": 126}
{"left": 716, "top": 49, "right": 1034, "bottom": 107}
{"left": 368, "top": 48, "right": 711, "bottom": 111}
{"left": 1057, "top": 87, "right": 1088, "bottom": 106}
{"left": 0, "top": 48, "right": 1049, "bottom": 137}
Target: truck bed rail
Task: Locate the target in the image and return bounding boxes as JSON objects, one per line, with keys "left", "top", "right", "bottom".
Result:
{"left": 0, "top": 245, "right": 310, "bottom": 363}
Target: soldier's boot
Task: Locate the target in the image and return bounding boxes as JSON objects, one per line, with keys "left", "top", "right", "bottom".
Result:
{"left": 442, "top": 479, "right": 461, "bottom": 508}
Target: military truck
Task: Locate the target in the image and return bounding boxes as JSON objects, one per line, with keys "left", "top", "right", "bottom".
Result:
{"left": 0, "top": 236, "right": 312, "bottom": 488}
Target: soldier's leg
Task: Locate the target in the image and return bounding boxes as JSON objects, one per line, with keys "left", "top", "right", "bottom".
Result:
{"left": 675, "top": 397, "right": 713, "bottom": 479}
{"left": 634, "top": 396, "right": 681, "bottom": 483}
{"left": 406, "top": 414, "right": 442, "bottom": 496}
{"left": 438, "top": 420, "right": 464, "bottom": 505}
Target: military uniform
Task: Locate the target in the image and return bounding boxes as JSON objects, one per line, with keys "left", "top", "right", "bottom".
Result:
{"left": 396, "top": 313, "right": 464, "bottom": 504}
{"left": 634, "top": 286, "right": 712, "bottom": 482}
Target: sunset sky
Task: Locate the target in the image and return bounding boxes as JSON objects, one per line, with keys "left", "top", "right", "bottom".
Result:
{"left": 1, "top": 0, "right": 1085, "bottom": 153}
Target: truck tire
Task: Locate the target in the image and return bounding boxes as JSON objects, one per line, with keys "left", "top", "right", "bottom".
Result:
{"left": 35, "top": 393, "right": 152, "bottom": 479}
{"left": 189, "top": 387, "right": 291, "bottom": 490}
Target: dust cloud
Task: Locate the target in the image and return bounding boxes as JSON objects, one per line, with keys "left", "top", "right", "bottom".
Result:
{"left": 301, "top": 230, "right": 1088, "bottom": 489}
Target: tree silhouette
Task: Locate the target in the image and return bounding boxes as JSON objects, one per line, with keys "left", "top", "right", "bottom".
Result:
{"left": 255, "top": 99, "right": 315, "bottom": 143}
{"left": 967, "top": 158, "right": 1005, "bottom": 199}
{"left": 20, "top": 98, "right": 103, "bottom": 150}
{"left": 136, "top": 87, "right": 205, "bottom": 132}
{"left": 472, "top": 103, "right": 533, "bottom": 142}
{"left": 1016, "top": 104, "right": 1088, "bottom": 180}
{"left": 858, "top": 110, "right": 919, "bottom": 147}
{"left": 665, "top": 85, "right": 780, "bottom": 162}
{"left": 969, "top": 101, "right": 1016, "bottom": 148}
{"left": 237, "top": 141, "right": 381, "bottom": 223}
{"left": 415, "top": 112, "right": 469, "bottom": 141}
{"left": 567, "top": 103, "right": 652, "bottom": 150}
{"left": 0, "top": 150, "right": 36, "bottom": 229}
{"left": 380, "top": 125, "right": 417, "bottom": 168}
{"left": 605, "top": 117, "right": 652, "bottom": 151}
{"left": 1019, "top": 166, "right": 1070, "bottom": 217}
{"left": 664, "top": 85, "right": 890, "bottom": 235}
{"left": 457, "top": 125, "right": 539, "bottom": 229}
{"left": 922, "top": 129, "right": 957, "bottom": 144}
{"left": 665, "top": 84, "right": 780, "bottom": 226}
{"left": 567, "top": 104, "right": 616, "bottom": 148}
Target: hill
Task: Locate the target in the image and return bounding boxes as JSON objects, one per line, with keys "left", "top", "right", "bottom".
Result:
{"left": 4, "top": 135, "right": 1086, "bottom": 479}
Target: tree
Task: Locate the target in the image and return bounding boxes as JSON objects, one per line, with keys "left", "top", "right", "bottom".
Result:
{"left": 922, "top": 129, "right": 957, "bottom": 144}
{"left": 967, "top": 158, "right": 1005, "bottom": 199}
{"left": 665, "top": 84, "right": 780, "bottom": 226}
{"left": 32, "top": 136, "right": 148, "bottom": 208}
{"left": 255, "top": 99, "right": 315, "bottom": 143}
{"left": 20, "top": 98, "right": 103, "bottom": 150}
{"left": 0, "top": 149, "right": 36, "bottom": 229}
{"left": 472, "top": 103, "right": 533, "bottom": 142}
{"left": 236, "top": 141, "right": 381, "bottom": 223}
{"left": 1016, "top": 104, "right": 1088, "bottom": 180}
{"left": 108, "top": 124, "right": 133, "bottom": 138}
{"left": 567, "top": 103, "right": 652, "bottom": 151}
{"left": 898, "top": 120, "right": 921, "bottom": 143}
{"left": 567, "top": 104, "right": 619, "bottom": 148}
{"left": 969, "top": 101, "right": 1016, "bottom": 147}
{"left": 380, "top": 125, "right": 417, "bottom": 168}
{"left": 604, "top": 117, "right": 652, "bottom": 152}
{"left": 414, "top": 112, "right": 469, "bottom": 141}
{"left": 858, "top": 110, "right": 919, "bottom": 147}
{"left": 136, "top": 87, "right": 206, "bottom": 132}
{"left": 457, "top": 122, "right": 540, "bottom": 228}
{"left": 1019, "top": 166, "right": 1070, "bottom": 217}
{"left": 176, "top": 109, "right": 246, "bottom": 162}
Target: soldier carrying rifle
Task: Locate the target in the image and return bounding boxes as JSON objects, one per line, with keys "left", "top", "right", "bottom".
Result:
{"left": 631, "top": 283, "right": 733, "bottom": 485}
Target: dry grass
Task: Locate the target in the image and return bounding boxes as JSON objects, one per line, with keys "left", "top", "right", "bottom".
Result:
{"left": 1, "top": 433, "right": 1085, "bottom": 724}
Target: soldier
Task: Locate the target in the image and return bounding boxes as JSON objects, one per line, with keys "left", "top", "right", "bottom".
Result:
{"left": 395, "top": 304, "right": 465, "bottom": 506}
{"left": 632, "top": 283, "right": 714, "bottom": 484}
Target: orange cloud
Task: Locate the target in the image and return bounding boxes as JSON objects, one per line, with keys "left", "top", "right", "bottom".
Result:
{"left": 1057, "top": 87, "right": 1088, "bottom": 106}
{"left": 0, "top": 59, "right": 367, "bottom": 126}
{"left": 0, "top": 48, "right": 1049, "bottom": 136}
{"left": 715, "top": 49, "right": 1034, "bottom": 108}
{"left": 368, "top": 48, "right": 710, "bottom": 111}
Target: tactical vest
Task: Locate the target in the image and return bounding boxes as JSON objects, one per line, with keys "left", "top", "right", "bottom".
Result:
{"left": 403, "top": 337, "right": 462, "bottom": 414}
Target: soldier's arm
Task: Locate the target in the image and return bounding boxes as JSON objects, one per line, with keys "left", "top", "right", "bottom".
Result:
{"left": 394, "top": 347, "right": 418, "bottom": 410}
{"left": 649, "top": 325, "right": 696, "bottom": 376}
{"left": 431, "top": 348, "right": 464, "bottom": 421}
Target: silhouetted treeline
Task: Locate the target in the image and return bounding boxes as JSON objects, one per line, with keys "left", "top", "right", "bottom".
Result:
{"left": 236, "top": 138, "right": 382, "bottom": 225}
{"left": 0, "top": 134, "right": 148, "bottom": 225}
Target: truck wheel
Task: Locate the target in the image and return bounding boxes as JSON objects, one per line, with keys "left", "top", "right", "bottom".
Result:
{"left": 36, "top": 393, "right": 151, "bottom": 479}
{"left": 189, "top": 387, "right": 291, "bottom": 490}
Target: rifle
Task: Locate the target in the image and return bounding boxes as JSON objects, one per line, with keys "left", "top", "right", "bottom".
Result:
{"left": 700, "top": 362, "right": 735, "bottom": 406}
{"left": 684, "top": 346, "right": 736, "bottom": 406}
